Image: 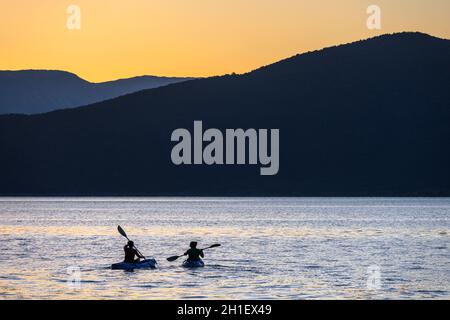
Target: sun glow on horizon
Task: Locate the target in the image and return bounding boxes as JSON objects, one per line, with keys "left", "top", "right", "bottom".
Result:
{"left": 1, "top": 0, "right": 449, "bottom": 82}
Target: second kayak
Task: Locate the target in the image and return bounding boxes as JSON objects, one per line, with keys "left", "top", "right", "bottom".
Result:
{"left": 111, "top": 258, "right": 157, "bottom": 270}
{"left": 182, "top": 260, "right": 205, "bottom": 268}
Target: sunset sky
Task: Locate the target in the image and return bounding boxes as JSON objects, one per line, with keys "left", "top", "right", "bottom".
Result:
{"left": 1, "top": 0, "right": 449, "bottom": 82}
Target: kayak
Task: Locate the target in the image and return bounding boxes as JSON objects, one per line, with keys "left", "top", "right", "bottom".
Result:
{"left": 111, "top": 258, "right": 157, "bottom": 270}
{"left": 182, "top": 260, "right": 205, "bottom": 268}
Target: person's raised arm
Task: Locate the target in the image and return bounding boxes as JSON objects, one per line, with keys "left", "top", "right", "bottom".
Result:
{"left": 135, "top": 248, "right": 144, "bottom": 259}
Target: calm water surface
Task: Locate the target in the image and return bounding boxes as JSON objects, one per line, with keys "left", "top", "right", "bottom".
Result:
{"left": 0, "top": 197, "right": 449, "bottom": 299}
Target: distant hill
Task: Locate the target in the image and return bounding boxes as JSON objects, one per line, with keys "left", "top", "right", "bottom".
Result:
{"left": 0, "top": 32, "right": 449, "bottom": 196}
{"left": 0, "top": 70, "right": 193, "bottom": 114}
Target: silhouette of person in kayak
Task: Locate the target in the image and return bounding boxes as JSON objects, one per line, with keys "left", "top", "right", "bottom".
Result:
{"left": 124, "top": 240, "right": 144, "bottom": 263}
{"left": 184, "top": 241, "right": 204, "bottom": 262}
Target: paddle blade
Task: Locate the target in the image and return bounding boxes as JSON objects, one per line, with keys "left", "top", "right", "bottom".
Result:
{"left": 117, "top": 225, "right": 128, "bottom": 239}
{"left": 167, "top": 255, "right": 180, "bottom": 262}
{"left": 209, "top": 244, "right": 221, "bottom": 249}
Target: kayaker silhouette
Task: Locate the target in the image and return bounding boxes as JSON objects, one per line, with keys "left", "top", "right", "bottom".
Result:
{"left": 124, "top": 240, "right": 144, "bottom": 263}
{"left": 184, "top": 241, "right": 204, "bottom": 262}
{"left": 166, "top": 242, "right": 220, "bottom": 267}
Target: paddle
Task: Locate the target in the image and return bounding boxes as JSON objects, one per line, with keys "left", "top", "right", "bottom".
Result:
{"left": 117, "top": 225, "right": 146, "bottom": 260}
{"left": 167, "top": 244, "right": 221, "bottom": 262}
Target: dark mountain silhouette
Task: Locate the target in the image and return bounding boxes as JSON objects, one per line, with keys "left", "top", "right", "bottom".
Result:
{"left": 1, "top": 32, "right": 449, "bottom": 196}
{"left": 0, "top": 70, "right": 193, "bottom": 114}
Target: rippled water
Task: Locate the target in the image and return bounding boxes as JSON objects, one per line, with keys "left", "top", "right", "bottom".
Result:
{"left": 0, "top": 197, "right": 449, "bottom": 299}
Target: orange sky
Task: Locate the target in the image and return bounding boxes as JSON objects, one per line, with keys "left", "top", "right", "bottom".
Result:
{"left": 1, "top": 0, "right": 449, "bottom": 82}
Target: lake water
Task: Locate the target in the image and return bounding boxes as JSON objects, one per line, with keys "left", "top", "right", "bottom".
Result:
{"left": 0, "top": 197, "right": 449, "bottom": 299}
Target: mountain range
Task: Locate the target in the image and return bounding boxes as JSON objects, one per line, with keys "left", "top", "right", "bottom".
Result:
{"left": 0, "top": 32, "right": 449, "bottom": 196}
{"left": 0, "top": 70, "right": 192, "bottom": 114}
